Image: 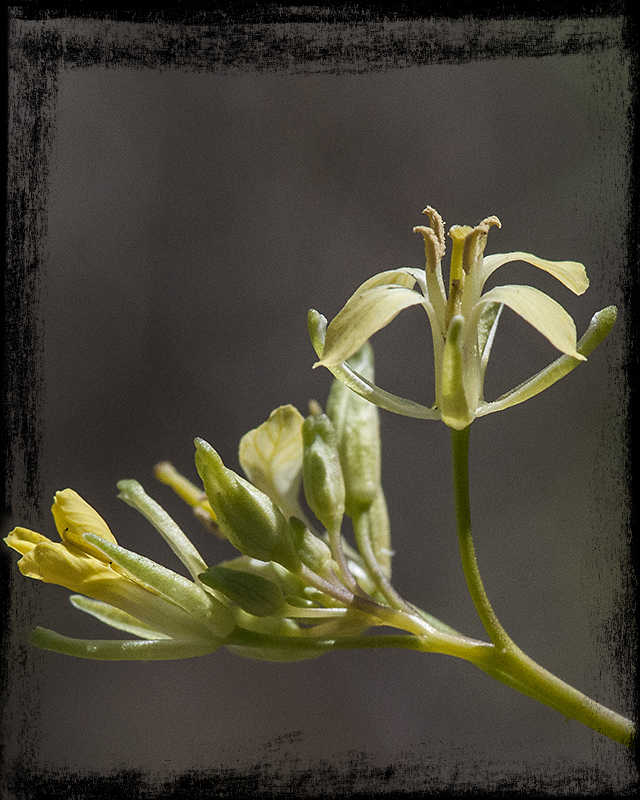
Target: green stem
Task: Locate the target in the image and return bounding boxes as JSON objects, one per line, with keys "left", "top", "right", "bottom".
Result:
{"left": 450, "top": 426, "right": 510, "bottom": 650}
{"left": 449, "top": 426, "right": 635, "bottom": 748}
{"left": 352, "top": 510, "right": 415, "bottom": 613}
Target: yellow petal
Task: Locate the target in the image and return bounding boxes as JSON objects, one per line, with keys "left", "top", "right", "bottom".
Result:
{"left": 4, "top": 527, "right": 51, "bottom": 556}
{"left": 317, "top": 285, "right": 426, "bottom": 368}
{"left": 16, "top": 539, "right": 120, "bottom": 589}
{"left": 480, "top": 252, "right": 589, "bottom": 295}
{"left": 479, "top": 284, "right": 585, "bottom": 360}
{"left": 15, "top": 539, "right": 199, "bottom": 640}
{"left": 51, "top": 489, "right": 118, "bottom": 560}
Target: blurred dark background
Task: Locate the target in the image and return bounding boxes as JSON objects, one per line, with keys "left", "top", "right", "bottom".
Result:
{"left": 5, "top": 13, "right": 635, "bottom": 791}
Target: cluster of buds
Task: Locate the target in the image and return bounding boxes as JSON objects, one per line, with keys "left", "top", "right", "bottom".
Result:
{"left": 6, "top": 344, "right": 439, "bottom": 661}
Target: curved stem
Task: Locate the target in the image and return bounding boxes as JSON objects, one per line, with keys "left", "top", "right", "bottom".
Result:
{"left": 450, "top": 426, "right": 511, "bottom": 649}
{"left": 449, "top": 426, "right": 635, "bottom": 748}
{"left": 352, "top": 510, "right": 415, "bottom": 614}
{"left": 327, "top": 521, "right": 366, "bottom": 597}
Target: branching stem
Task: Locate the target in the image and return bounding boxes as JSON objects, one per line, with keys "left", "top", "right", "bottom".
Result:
{"left": 449, "top": 426, "right": 635, "bottom": 749}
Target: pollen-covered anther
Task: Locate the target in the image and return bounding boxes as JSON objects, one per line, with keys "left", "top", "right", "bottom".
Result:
{"left": 421, "top": 206, "right": 446, "bottom": 254}
{"left": 461, "top": 216, "right": 501, "bottom": 275}
{"left": 413, "top": 224, "right": 444, "bottom": 272}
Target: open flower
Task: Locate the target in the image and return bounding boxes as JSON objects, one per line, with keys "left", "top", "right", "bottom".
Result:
{"left": 4, "top": 487, "right": 235, "bottom": 660}
{"left": 310, "top": 206, "right": 616, "bottom": 430}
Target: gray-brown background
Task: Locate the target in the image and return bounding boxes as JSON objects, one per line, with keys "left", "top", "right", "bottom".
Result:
{"left": 4, "top": 14, "right": 635, "bottom": 792}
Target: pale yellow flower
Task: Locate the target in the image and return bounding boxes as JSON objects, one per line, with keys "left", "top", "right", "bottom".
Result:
{"left": 310, "top": 207, "right": 616, "bottom": 429}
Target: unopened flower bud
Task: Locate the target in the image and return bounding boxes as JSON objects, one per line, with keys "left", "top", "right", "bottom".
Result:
{"left": 195, "top": 438, "right": 299, "bottom": 569}
{"left": 302, "top": 409, "right": 345, "bottom": 533}
{"left": 326, "top": 341, "right": 382, "bottom": 516}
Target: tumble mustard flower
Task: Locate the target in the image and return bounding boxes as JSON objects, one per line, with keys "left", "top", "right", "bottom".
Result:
{"left": 309, "top": 206, "right": 616, "bottom": 430}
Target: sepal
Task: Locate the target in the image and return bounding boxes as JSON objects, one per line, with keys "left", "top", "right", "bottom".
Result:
{"left": 440, "top": 315, "right": 473, "bottom": 431}
{"left": 478, "top": 305, "right": 617, "bottom": 416}
{"left": 30, "top": 627, "right": 222, "bottom": 661}
{"left": 288, "top": 516, "right": 333, "bottom": 575}
{"left": 199, "top": 565, "right": 284, "bottom": 617}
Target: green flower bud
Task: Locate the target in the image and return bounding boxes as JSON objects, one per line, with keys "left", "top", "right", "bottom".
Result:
{"left": 302, "top": 409, "right": 345, "bottom": 533}
{"left": 326, "top": 341, "right": 382, "bottom": 516}
{"left": 289, "top": 516, "right": 333, "bottom": 575}
{"left": 194, "top": 438, "right": 300, "bottom": 569}
{"left": 199, "top": 565, "right": 284, "bottom": 617}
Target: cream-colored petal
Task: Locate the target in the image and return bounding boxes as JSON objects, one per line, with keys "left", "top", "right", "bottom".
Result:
{"left": 308, "top": 309, "right": 439, "bottom": 420}
{"left": 317, "top": 285, "right": 426, "bottom": 368}
{"left": 239, "top": 405, "right": 306, "bottom": 522}
{"left": 480, "top": 252, "right": 589, "bottom": 295}
{"left": 479, "top": 284, "right": 585, "bottom": 360}
{"left": 350, "top": 268, "right": 425, "bottom": 296}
